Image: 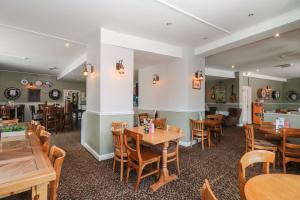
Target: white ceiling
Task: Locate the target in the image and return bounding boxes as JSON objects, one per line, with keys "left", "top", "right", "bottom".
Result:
{"left": 0, "top": 0, "right": 299, "bottom": 79}
{"left": 206, "top": 28, "right": 300, "bottom": 79}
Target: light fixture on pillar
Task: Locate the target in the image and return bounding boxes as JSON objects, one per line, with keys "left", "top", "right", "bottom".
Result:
{"left": 83, "top": 63, "right": 94, "bottom": 77}
{"left": 152, "top": 74, "right": 159, "bottom": 84}
{"left": 195, "top": 70, "right": 204, "bottom": 81}
{"left": 116, "top": 60, "right": 125, "bottom": 74}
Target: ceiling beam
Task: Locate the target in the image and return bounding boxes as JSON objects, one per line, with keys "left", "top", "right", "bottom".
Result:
{"left": 195, "top": 8, "right": 300, "bottom": 56}
{"left": 205, "top": 68, "right": 235, "bottom": 78}
{"left": 57, "top": 53, "right": 87, "bottom": 80}
{"left": 154, "top": 0, "right": 231, "bottom": 34}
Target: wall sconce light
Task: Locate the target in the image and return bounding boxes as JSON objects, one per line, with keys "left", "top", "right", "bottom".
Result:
{"left": 83, "top": 63, "right": 94, "bottom": 77}
{"left": 116, "top": 60, "right": 125, "bottom": 74}
{"left": 195, "top": 70, "right": 204, "bottom": 81}
{"left": 29, "top": 82, "right": 34, "bottom": 89}
{"left": 152, "top": 74, "right": 159, "bottom": 84}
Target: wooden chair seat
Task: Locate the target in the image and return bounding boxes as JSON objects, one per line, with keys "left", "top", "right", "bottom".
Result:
{"left": 140, "top": 149, "right": 161, "bottom": 164}
{"left": 193, "top": 130, "right": 210, "bottom": 137}
{"left": 254, "top": 139, "right": 277, "bottom": 147}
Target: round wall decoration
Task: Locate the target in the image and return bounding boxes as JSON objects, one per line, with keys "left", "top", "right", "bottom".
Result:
{"left": 288, "top": 91, "right": 299, "bottom": 102}
{"left": 257, "top": 88, "right": 267, "bottom": 99}
{"left": 35, "top": 80, "right": 43, "bottom": 87}
{"left": 4, "top": 87, "right": 21, "bottom": 100}
{"left": 272, "top": 90, "right": 280, "bottom": 100}
{"left": 49, "top": 89, "right": 61, "bottom": 100}
{"left": 45, "top": 81, "right": 53, "bottom": 87}
{"left": 20, "top": 79, "right": 28, "bottom": 86}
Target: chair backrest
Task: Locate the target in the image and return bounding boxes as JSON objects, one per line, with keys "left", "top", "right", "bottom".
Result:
{"left": 153, "top": 118, "right": 167, "bottom": 129}
{"left": 36, "top": 125, "right": 45, "bottom": 137}
{"left": 201, "top": 179, "right": 218, "bottom": 200}
{"left": 111, "top": 122, "right": 128, "bottom": 132}
{"left": 124, "top": 129, "right": 142, "bottom": 164}
{"left": 167, "top": 125, "right": 182, "bottom": 133}
{"left": 190, "top": 119, "right": 205, "bottom": 131}
{"left": 49, "top": 146, "right": 66, "bottom": 194}
{"left": 138, "top": 113, "right": 149, "bottom": 125}
{"left": 238, "top": 150, "right": 275, "bottom": 200}
{"left": 29, "top": 105, "right": 36, "bottom": 114}
{"left": 40, "top": 130, "right": 51, "bottom": 154}
{"left": 281, "top": 128, "right": 300, "bottom": 157}
{"left": 112, "top": 129, "right": 124, "bottom": 156}
{"left": 228, "top": 108, "right": 242, "bottom": 118}
{"left": 0, "top": 106, "right": 9, "bottom": 116}
{"left": 243, "top": 124, "right": 255, "bottom": 152}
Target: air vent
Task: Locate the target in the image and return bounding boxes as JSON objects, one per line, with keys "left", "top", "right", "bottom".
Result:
{"left": 273, "top": 64, "right": 291, "bottom": 68}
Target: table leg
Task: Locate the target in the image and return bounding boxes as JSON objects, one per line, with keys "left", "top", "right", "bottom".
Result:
{"left": 32, "top": 183, "right": 48, "bottom": 200}
{"left": 150, "top": 141, "right": 178, "bottom": 191}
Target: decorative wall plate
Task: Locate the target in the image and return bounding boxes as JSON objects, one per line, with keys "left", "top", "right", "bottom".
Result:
{"left": 20, "top": 79, "right": 28, "bottom": 86}
{"left": 49, "top": 89, "right": 61, "bottom": 100}
{"left": 257, "top": 88, "right": 267, "bottom": 99}
{"left": 35, "top": 80, "right": 43, "bottom": 87}
{"left": 4, "top": 87, "right": 21, "bottom": 100}
{"left": 44, "top": 81, "right": 53, "bottom": 87}
{"left": 288, "top": 91, "right": 299, "bottom": 102}
{"left": 272, "top": 90, "right": 280, "bottom": 100}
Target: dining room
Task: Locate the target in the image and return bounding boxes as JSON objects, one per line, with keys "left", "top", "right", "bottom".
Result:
{"left": 1, "top": 1, "right": 300, "bottom": 200}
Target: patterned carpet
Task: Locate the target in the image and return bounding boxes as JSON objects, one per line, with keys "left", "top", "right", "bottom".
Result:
{"left": 3, "top": 127, "right": 299, "bottom": 200}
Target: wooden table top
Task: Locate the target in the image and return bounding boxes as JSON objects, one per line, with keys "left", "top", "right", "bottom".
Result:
{"left": 128, "top": 126, "right": 183, "bottom": 145}
{"left": 204, "top": 120, "right": 222, "bottom": 126}
{"left": 0, "top": 130, "right": 56, "bottom": 196}
{"left": 245, "top": 174, "right": 300, "bottom": 200}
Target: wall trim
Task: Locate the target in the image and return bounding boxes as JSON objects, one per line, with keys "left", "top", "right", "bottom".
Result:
{"left": 99, "top": 111, "right": 134, "bottom": 115}
{"left": 138, "top": 108, "right": 205, "bottom": 113}
{"left": 85, "top": 110, "right": 101, "bottom": 115}
{"left": 82, "top": 143, "right": 101, "bottom": 161}
{"left": 99, "top": 152, "right": 114, "bottom": 160}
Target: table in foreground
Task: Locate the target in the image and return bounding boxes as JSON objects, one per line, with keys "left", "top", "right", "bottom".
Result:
{"left": 245, "top": 174, "right": 300, "bottom": 200}
{"left": 0, "top": 130, "right": 56, "bottom": 200}
{"left": 128, "top": 126, "right": 183, "bottom": 191}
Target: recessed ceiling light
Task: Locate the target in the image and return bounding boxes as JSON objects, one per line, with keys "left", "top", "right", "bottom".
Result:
{"left": 65, "top": 42, "right": 70, "bottom": 47}
{"left": 166, "top": 22, "right": 173, "bottom": 26}
{"left": 202, "top": 37, "right": 208, "bottom": 40}
{"left": 275, "top": 33, "right": 280, "bottom": 38}
{"left": 248, "top": 13, "right": 254, "bottom": 17}
{"left": 231, "top": 65, "right": 235, "bottom": 69}
{"left": 256, "top": 69, "right": 259, "bottom": 72}
{"left": 48, "top": 67, "right": 57, "bottom": 70}
{"left": 22, "top": 56, "right": 29, "bottom": 60}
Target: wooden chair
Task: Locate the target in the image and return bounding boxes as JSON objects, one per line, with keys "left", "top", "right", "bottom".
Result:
{"left": 238, "top": 150, "right": 275, "bottom": 200}
{"left": 243, "top": 124, "right": 277, "bottom": 166}
{"left": 111, "top": 122, "right": 128, "bottom": 131}
{"left": 207, "top": 114, "right": 224, "bottom": 143}
{"left": 201, "top": 179, "right": 218, "bottom": 200}
{"left": 190, "top": 119, "right": 211, "bottom": 150}
{"left": 124, "top": 129, "right": 161, "bottom": 192}
{"left": 278, "top": 128, "right": 300, "bottom": 173}
{"left": 44, "top": 107, "right": 59, "bottom": 134}
{"left": 153, "top": 118, "right": 167, "bottom": 129}
{"left": 35, "top": 125, "right": 45, "bottom": 138}
{"left": 112, "top": 129, "right": 128, "bottom": 181}
{"left": 0, "top": 105, "right": 10, "bottom": 120}
{"left": 138, "top": 113, "right": 149, "bottom": 126}
{"left": 39, "top": 130, "right": 51, "bottom": 155}
{"left": 49, "top": 146, "right": 66, "bottom": 200}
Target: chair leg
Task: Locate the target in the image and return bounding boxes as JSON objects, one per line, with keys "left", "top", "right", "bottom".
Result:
{"left": 283, "top": 158, "right": 287, "bottom": 173}
{"left": 120, "top": 159, "right": 124, "bottom": 182}
{"left": 126, "top": 165, "right": 131, "bottom": 183}
{"left": 156, "top": 160, "right": 160, "bottom": 179}
{"left": 134, "top": 167, "right": 143, "bottom": 192}
{"left": 201, "top": 138, "right": 204, "bottom": 150}
{"left": 176, "top": 154, "right": 180, "bottom": 176}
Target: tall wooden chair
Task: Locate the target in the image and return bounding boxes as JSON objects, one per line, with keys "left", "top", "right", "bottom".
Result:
{"left": 279, "top": 128, "right": 300, "bottom": 173}
{"left": 138, "top": 113, "right": 149, "bottom": 126}
{"left": 49, "top": 146, "right": 66, "bottom": 200}
{"left": 238, "top": 150, "right": 275, "bottom": 200}
{"left": 243, "top": 124, "right": 277, "bottom": 166}
{"left": 40, "top": 130, "right": 51, "bottom": 155}
{"left": 111, "top": 122, "right": 128, "bottom": 131}
{"left": 124, "top": 129, "right": 161, "bottom": 192}
{"left": 207, "top": 114, "right": 224, "bottom": 143}
{"left": 190, "top": 119, "right": 211, "bottom": 150}
{"left": 201, "top": 179, "right": 218, "bottom": 200}
{"left": 45, "top": 107, "right": 59, "bottom": 134}
{"left": 112, "top": 129, "right": 128, "bottom": 181}
{"left": 153, "top": 118, "right": 167, "bottom": 129}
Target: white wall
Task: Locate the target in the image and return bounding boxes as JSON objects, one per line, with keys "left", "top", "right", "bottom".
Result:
{"left": 86, "top": 29, "right": 101, "bottom": 113}
{"left": 100, "top": 44, "right": 134, "bottom": 114}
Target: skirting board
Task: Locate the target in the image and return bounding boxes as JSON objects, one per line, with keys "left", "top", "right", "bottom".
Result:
{"left": 83, "top": 143, "right": 114, "bottom": 161}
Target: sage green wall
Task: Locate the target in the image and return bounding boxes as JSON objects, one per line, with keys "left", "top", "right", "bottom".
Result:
{"left": 283, "top": 78, "right": 300, "bottom": 103}
{"left": 99, "top": 114, "right": 133, "bottom": 155}
{"left": 85, "top": 112, "right": 100, "bottom": 154}
{"left": 0, "top": 71, "right": 86, "bottom": 103}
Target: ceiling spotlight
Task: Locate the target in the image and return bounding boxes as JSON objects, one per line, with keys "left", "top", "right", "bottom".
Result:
{"left": 166, "top": 22, "right": 173, "bottom": 26}
{"left": 231, "top": 65, "right": 235, "bottom": 69}
{"left": 65, "top": 43, "right": 70, "bottom": 47}
{"left": 22, "top": 56, "right": 29, "bottom": 60}
{"left": 48, "top": 67, "right": 57, "bottom": 71}
{"left": 248, "top": 13, "right": 254, "bottom": 17}
{"left": 256, "top": 69, "right": 259, "bottom": 72}
{"left": 275, "top": 33, "right": 280, "bottom": 38}
{"left": 202, "top": 37, "right": 208, "bottom": 40}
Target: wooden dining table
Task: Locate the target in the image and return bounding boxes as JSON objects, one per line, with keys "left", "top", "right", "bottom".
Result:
{"left": 128, "top": 126, "right": 183, "bottom": 191}
{"left": 0, "top": 128, "right": 56, "bottom": 199}
{"left": 245, "top": 174, "right": 300, "bottom": 200}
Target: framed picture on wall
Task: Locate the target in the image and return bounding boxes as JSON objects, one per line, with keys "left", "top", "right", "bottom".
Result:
{"left": 28, "top": 89, "right": 41, "bottom": 102}
{"left": 192, "top": 79, "right": 201, "bottom": 89}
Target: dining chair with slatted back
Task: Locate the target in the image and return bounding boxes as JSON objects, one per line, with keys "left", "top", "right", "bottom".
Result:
{"left": 243, "top": 124, "right": 277, "bottom": 156}
{"left": 112, "top": 129, "right": 128, "bottom": 181}
{"left": 279, "top": 128, "right": 300, "bottom": 173}
{"left": 153, "top": 118, "right": 167, "bottom": 129}
{"left": 190, "top": 119, "right": 210, "bottom": 150}
{"left": 49, "top": 146, "right": 66, "bottom": 200}
{"left": 138, "top": 113, "right": 149, "bottom": 126}
{"left": 238, "top": 150, "right": 275, "bottom": 200}
{"left": 39, "top": 130, "right": 51, "bottom": 155}
{"left": 111, "top": 122, "right": 128, "bottom": 132}
{"left": 207, "top": 114, "right": 223, "bottom": 143}
{"left": 201, "top": 179, "right": 218, "bottom": 200}
{"left": 124, "top": 129, "right": 161, "bottom": 192}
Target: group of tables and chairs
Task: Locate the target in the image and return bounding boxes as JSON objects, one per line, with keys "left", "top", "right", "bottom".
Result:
{"left": 0, "top": 120, "right": 66, "bottom": 200}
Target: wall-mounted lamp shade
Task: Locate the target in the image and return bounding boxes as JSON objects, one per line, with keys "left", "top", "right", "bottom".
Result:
{"left": 152, "top": 74, "right": 159, "bottom": 84}
{"left": 83, "top": 66, "right": 88, "bottom": 77}
{"left": 83, "top": 63, "right": 94, "bottom": 77}
{"left": 116, "top": 60, "right": 125, "bottom": 74}
{"left": 29, "top": 82, "right": 34, "bottom": 88}
{"left": 195, "top": 70, "right": 204, "bottom": 80}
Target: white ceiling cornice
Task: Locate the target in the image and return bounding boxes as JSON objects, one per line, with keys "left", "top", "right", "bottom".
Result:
{"left": 194, "top": 8, "right": 300, "bottom": 56}
{"left": 244, "top": 73, "right": 287, "bottom": 82}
